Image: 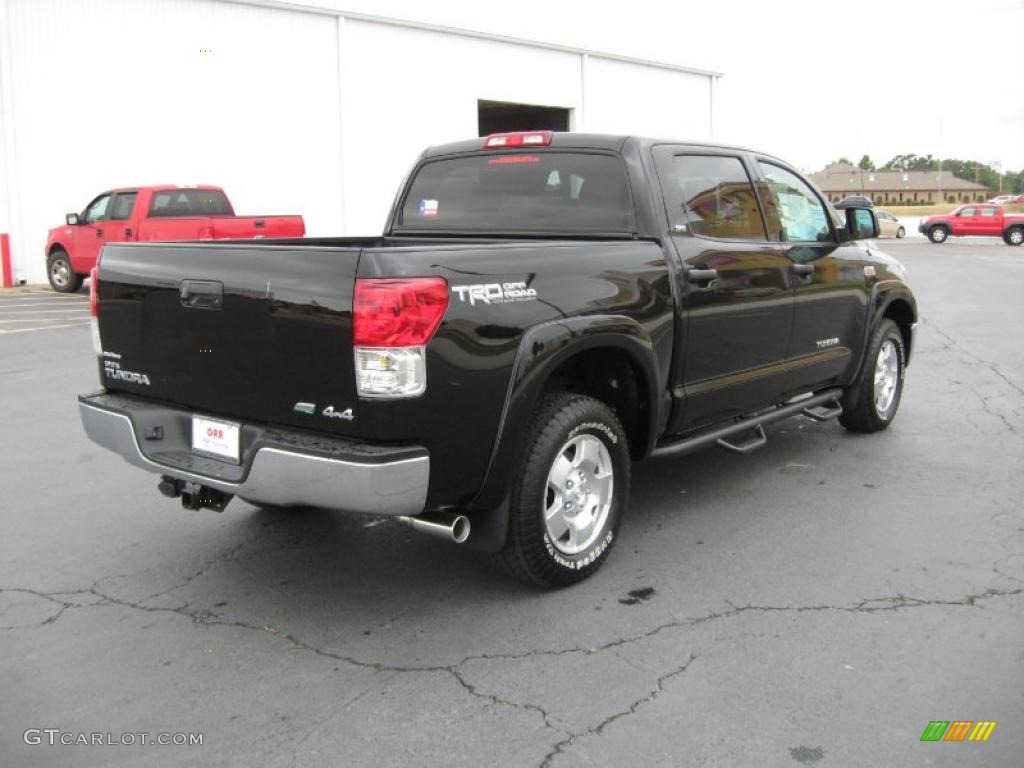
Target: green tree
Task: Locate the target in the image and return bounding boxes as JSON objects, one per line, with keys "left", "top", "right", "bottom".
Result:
{"left": 881, "top": 153, "right": 936, "bottom": 172}
{"left": 857, "top": 155, "right": 875, "bottom": 171}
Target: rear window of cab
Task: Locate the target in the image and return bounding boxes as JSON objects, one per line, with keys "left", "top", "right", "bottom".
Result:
{"left": 396, "top": 152, "right": 634, "bottom": 234}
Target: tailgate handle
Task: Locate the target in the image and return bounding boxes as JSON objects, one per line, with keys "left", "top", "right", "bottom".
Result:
{"left": 180, "top": 280, "right": 224, "bottom": 310}
{"left": 254, "top": 219, "right": 265, "bottom": 228}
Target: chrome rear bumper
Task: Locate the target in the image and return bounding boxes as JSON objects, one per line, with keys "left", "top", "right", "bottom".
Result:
{"left": 78, "top": 393, "right": 429, "bottom": 516}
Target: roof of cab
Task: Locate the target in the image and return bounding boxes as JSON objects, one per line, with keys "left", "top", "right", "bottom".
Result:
{"left": 421, "top": 132, "right": 767, "bottom": 160}
{"left": 98, "top": 184, "right": 226, "bottom": 195}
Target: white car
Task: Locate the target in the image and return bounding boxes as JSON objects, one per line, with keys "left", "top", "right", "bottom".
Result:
{"left": 874, "top": 209, "right": 906, "bottom": 238}
{"left": 988, "top": 195, "right": 1014, "bottom": 205}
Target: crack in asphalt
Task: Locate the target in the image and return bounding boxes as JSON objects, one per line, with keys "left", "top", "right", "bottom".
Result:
{"left": 919, "top": 316, "right": 1022, "bottom": 433}
{"left": 2, "top": 582, "right": 1021, "bottom": 763}
{"left": 540, "top": 653, "right": 697, "bottom": 768}
{"left": 139, "top": 542, "right": 247, "bottom": 603}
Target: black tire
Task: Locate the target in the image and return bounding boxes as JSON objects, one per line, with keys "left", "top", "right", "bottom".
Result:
{"left": 839, "top": 319, "right": 906, "bottom": 433}
{"left": 47, "top": 250, "right": 82, "bottom": 292}
{"left": 1006, "top": 227, "right": 1024, "bottom": 246}
{"left": 492, "top": 393, "right": 630, "bottom": 588}
{"left": 928, "top": 226, "right": 948, "bottom": 244}
{"left": 896, "top": 227, "right": 905, "bottom": 239}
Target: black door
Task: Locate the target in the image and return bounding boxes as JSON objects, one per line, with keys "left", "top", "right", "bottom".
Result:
{"left": 752, "top": 159, "right": 868, "bottom": 394}
{"left": 654, "top": 148, "right": 795, "bottom": 431}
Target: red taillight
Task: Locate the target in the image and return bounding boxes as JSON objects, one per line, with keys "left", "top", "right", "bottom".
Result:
{"left": 483, "top": 131, "right": 552, "bottom": 149}
{"left": 353, "top": 278, "right": 448, "bottom": 347}
{"left": 89, "top": 266, "right": 99, "bottom": 317}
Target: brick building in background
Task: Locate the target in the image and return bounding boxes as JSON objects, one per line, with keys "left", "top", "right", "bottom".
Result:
{"left": 810, "top": 163, "right": 988, "bottom": 205}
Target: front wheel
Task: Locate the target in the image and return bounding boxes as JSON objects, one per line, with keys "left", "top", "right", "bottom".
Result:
{"left": 47, "top": 250, "right": 83, "bottom": 292}
{"left": 928, "top": 226, "right": 948, "bottom": 244}
{"left": 492, "top": 393, "right": 630, "bottom": 588}
{"left": 1006, "top": 227, "right": 1024, "bottom": 246}
{"left": 840, "top": 319, "right": 906, "bottom": 433}
{"left": 896, "top": 227, "right": 905, "bottom": 239}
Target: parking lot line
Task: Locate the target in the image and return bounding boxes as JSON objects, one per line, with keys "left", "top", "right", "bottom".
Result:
{"left": 0, "top": 303, "right": 89, "bottom": 310}
{"left": 0, "top": 321, "right": 90, "bottom": 334}
{"left": 0, "top": 309, "right": 90, "bottom": 315}
{"left": 0, "top": 317, "right": 88, "bottom": 324}
{"left": 9, "top": 291, "right": 87, "bottom": 299}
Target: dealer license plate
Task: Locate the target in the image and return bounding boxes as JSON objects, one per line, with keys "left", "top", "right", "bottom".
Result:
{"left": 191, "top": 416, "right": 240, "bottom": 463}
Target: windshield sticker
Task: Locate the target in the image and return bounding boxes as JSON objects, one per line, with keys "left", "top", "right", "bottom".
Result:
{"left": 419, "top": 199, "right": 438, "bottom": 217}
{"left": 452, "top": 281, "right": 537, "bottom": 306}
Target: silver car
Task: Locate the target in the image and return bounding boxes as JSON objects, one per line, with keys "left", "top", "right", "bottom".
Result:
{"left": 874, "top": 209, "right": 906, "bottom": 239}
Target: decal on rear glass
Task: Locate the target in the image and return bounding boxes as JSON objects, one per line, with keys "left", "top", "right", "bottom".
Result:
{"left": 419, "top": 199, "right": 439, "bottom": 217}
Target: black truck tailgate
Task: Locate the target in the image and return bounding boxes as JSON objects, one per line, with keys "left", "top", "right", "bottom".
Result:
{"left": 96, "top": 241, "right": 361, "bottom": 437}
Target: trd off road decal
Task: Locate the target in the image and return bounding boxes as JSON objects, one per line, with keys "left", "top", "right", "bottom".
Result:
{"left": 452, "top": 282, "right": 537, "bottom": 306}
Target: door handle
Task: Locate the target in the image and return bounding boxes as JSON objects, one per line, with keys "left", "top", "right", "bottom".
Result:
{"left": 95, "top": 228, "right": 104, "bottom": 238}
{"left": 124, "top": 228, "right": 133, "bottom": 238}
{"left": 791, "top": 263, "right": 814, "bottom": 277}
{"left": 180, "top": 279, "right": 224, "bottom": 310}
{"left": 686, "top": 268, "right": 718, "bottom": 284}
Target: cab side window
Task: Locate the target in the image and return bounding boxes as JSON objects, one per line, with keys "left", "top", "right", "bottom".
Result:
{"left": 980, "top": 206, "right": 997, "bottom": 217}
{"left": 756, "top": 162, "right": 831, "bottom": 243}
{"left": 111, "top": 192, "right": 138, "bottom": 221}
{"left": 668, "top": 154, "right": 767, "bottom": 240}
{"left": 959, "top": 207, "right": 977, "bottom": 217}
{"left": 83, "top": 194, "right": 111, "bottom": 224}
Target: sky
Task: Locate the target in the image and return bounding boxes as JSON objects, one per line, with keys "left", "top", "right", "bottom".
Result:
{"left": 335, "top": 0, "right": 1024, "bottom": 174}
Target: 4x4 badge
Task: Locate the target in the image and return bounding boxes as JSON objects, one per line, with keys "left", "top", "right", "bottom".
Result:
{"left": 322, "top": 405, "right": 354, "bottom": 421}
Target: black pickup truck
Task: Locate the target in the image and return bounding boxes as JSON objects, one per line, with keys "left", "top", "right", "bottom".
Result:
{"left": 79, "top": 131, "right": 917, "bottom": 587}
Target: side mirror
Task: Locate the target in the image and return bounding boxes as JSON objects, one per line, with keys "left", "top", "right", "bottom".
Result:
{"left": 66, "top": 213, "right": 81, "bottom": 225}
{"left": 846, "top": 207, "right": 878, "bottom": 240}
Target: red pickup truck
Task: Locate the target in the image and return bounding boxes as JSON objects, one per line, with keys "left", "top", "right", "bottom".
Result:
{"left": 45, "top": 185, "right": 305, "bottom": 292}
{"left": 919, "top": 203, "right": 1024, "bottom": 246}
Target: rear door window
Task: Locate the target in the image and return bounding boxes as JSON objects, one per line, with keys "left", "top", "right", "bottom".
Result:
{"left": 664, "top": 154, "right": 768, "bottom": 240}
{"left": 395, "top": 152, "right": 634, "bottom": 234}
{"left": 110, "top": 192, "right": 138, "bottom": 221}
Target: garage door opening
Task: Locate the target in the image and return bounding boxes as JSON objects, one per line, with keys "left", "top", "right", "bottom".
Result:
{"left": 478, "top": 100, "right": 571, "bottom": 136}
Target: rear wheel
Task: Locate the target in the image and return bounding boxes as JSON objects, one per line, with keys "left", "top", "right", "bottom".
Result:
{"left": 47, "top": 250, "right": 82, "bottom": 292}
{"left": 1006, "top": 227, "right": 1024, "bottom": 246}
{"left": 492, "top": 393, "right": 630, "bottom": 588}
{"left": 840, "top": 319, "right": 906, "bottom": 433}
{"left": 928, "top": 226, "right": 948, "bottom": 244}
{"left": 896, "top": 227, "right": 905, "bottom": 238}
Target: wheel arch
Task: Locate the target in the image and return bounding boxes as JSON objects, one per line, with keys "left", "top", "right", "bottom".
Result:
{"left": 468, "top": 315, "right": 661, "bottom": 517}
{"left": 881, "top": 296, "right": 916, "bottom": 365}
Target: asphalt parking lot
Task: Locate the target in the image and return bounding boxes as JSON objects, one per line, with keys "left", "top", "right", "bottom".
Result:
{"left": 1, "top": 239, "right": 1022, "bottom": 767}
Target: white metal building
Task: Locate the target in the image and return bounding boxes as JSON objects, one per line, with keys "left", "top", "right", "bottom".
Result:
{"left": 0, "top": 0, "right": 720, "bottom": 285}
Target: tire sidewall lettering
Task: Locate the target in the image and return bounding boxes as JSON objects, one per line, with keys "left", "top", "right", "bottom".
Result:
{"left": 568, "top": 421, "right": 617, "bottom": 444}
{"left": 543, "top": 529, "right": 614, "bottom": 570}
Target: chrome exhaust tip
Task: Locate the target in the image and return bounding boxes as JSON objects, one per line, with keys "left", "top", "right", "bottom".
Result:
{"left": 397, "top": 513, "right": 471, "bottom": 544}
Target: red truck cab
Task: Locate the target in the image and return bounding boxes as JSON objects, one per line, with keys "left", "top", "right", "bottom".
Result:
{"left": 920, "top": 203, "right": 1024, "bottom": 245}
{"left": 45, "top": 185, "right": 305, "bottom": 291}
